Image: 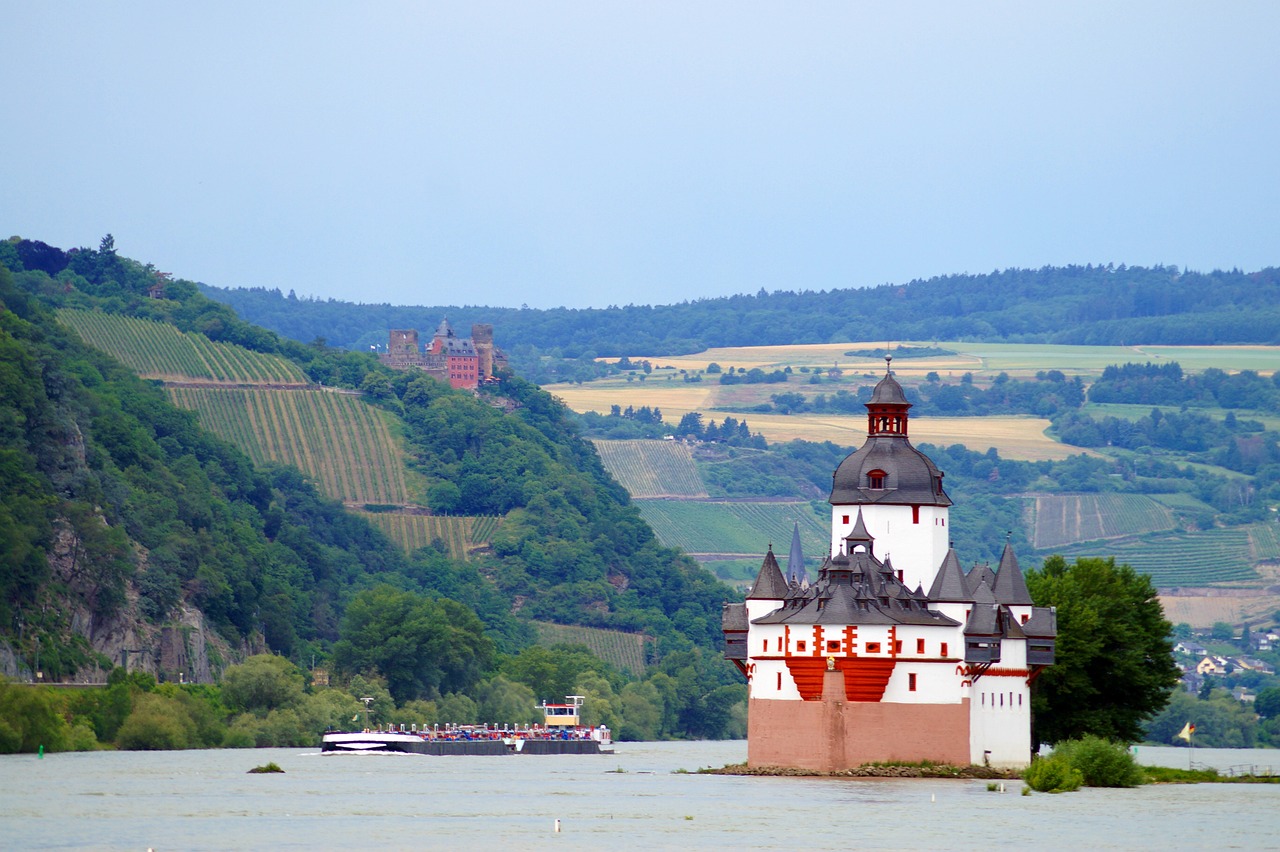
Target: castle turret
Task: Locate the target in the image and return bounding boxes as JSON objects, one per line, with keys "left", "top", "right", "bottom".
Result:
{"left": 828, "top": 356, "right": 950, "bottom": 591}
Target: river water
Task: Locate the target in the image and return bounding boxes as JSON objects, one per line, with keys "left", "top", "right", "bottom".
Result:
{"left": 2, "top": 741, "right": 1277, "bottom": 851}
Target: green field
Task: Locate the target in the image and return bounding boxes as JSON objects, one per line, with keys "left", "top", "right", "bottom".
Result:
{"left": 634, "top": 500, "right": 828, "bottom": 560}
{"left": 593, "top": 439, "right": 708, "bottom": 498}
{"left": 530, "top": 621, "right": 652, "bottom": 675}
{"left": 1026, "top": 493, "right": 1177, "bottom": 549}
{"left": 357, "top": 512, "right": 500, "bottom": 560}
{"left": 60, "top": 309, "right": 307, "bottom": 384}
{"left": 167, "top": 386, "right": 415, "bottom": 505}
{"left": 1084, "top": 402, "right": 1280, "bottom": 432}
{"left": 1045, "top": 522, "right": 1280, "bottom": 586}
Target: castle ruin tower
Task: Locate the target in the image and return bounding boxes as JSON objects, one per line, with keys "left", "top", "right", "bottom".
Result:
{"left": 472, "top": 323, "right": 495, "bottom": 381}
{"left": 828, "top": 355, "right": 951, "bottom": 592}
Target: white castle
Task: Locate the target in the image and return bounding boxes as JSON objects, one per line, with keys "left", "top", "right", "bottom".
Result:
{"left": 722, "top": 357, "right": 1056, "bottom": 770}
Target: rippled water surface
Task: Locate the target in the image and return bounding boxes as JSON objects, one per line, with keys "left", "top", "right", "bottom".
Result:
{"left": 2, "top": 742, "right": 1277, "bottom": 850}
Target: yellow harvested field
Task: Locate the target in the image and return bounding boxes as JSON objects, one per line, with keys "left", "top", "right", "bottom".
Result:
{"left": 548, "top": 384, "right": 715, "bottom": 420}
{"left": 548, "top": 377, "right": 1082, "bottom": 460}
{"left": 739, "top": 413, "right": 1082, "bottom": 461}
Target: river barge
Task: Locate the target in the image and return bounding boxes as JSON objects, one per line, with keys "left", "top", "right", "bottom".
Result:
{"left": 321, "top": 695, "right": 612, "bottom": 755}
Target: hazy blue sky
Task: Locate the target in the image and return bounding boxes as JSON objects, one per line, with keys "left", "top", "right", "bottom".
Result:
{"left": 4, "top": 3, "right": 1278, "bottom": 309}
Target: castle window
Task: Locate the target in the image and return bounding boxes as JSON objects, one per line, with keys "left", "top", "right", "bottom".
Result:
{"left": 868, "top": 470, "right": 886, "bottom": 489}
{"left": 796, "top": 641, "right": 806, "bottom": 652}
{"left": 842, "top": 515, "right": 849, "bottom": 524}
{"left": 916, "top": 638, "right": 925, "bottom": 654}
{"left": 826, "top": 640, "right": 840, "bottom": 653}
{"left": 777, "top": 673, "right": 782, "bottom": 690}
{"left": 908, "top": 673, "right": 917, "bottom": 692}
{"left": 894, "top": 641, "right": 902, "bottom": 654}
{"left": 941, "top": 642, "right": 949, "bottom": 657}
{"left": 866, "top": 642, "right": 881, "bottom": 654}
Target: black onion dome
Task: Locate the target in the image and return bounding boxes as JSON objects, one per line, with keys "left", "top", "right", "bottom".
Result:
{"left": 829, "top": 365, "right": 951, "bottom": 507}
{"left": 830, "top": 436, "right": 951, "bottom": 506}
{"left": 869, "top": 370, "right": 910, "bottom": 405}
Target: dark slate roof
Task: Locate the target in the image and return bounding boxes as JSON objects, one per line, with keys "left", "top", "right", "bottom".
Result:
{"left": 1022, "top": 607, "right": 1058, "bottom": 638}
{"left": 991, "top": 543, "right": 1034, "bottom": 606}
{"left": 965, "top": 603, "right": 1001, "bottom": 636}
{"left": 753, "top": 543, "right": 958, "bottom": 628}
{"left": 786, "top": 521, "right": 808, "bottom": 583}
{"left": 869, "top": 367, "right": 911, "bottom": 406}
{"left": 434, "top": 317, "right": 454, "bottom": 338}
{"left": 830, "top": 437, "right": 952, "bottom": 507}
{"left": 746, "top": 547, "right": 789, "bottom": 600}
{"left": 721, "top": 602, "right": 748, "bottom": 631}
{"left": 927, "top": 548, "right": 971, "bottom": 602}
{"left": 971, "top": 578, "right": 997, "bottom": 605}
{"left": 966, "top": 564, "right": 996, "bottom": 597}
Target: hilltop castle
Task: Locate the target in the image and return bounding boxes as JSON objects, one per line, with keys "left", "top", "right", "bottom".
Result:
{"left": 379, "top": 319, "right": 506, "bottom": 390}
{"left": 722, "top": 357, "right": 1056, "bottom": 770}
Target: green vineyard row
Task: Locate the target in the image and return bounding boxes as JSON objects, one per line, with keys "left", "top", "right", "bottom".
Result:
{"left": 355, "top": 512, "right": 502, "bottom": 560}
{"left": 1047, "top": 524, "right": 1276, "bottom": 586}
{"left": 59, "top": 309, "right": 307, "bottom": 384}
{"left": 1028, "top": 493, "right": 1176, "bottom": 549}
{"left": 529, "top": 621, "right": 651, "bottom": 676}
{"left": 593, "top": 439, "right": 708, "bottom": 498}
{"left": 634, "top": 500, "right": 828, "bottom": 562}
{"left": 166, "top": 386, "right": 412, "bottom": 505}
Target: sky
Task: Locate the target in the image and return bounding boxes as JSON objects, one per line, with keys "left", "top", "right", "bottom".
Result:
{"left": 4, "top": 3, "right": 1279, "bottom": 310}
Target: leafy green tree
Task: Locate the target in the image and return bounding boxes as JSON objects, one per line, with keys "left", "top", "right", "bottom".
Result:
{"left": 332, "top": 586, "right": 493, "bottom": 702}
{"left": 220, "top": 655, "right": 305, "bottom": 716}
{"left": 1026, "top": 556, "right": 1179, "bottom": 744}
{"left": 0, "top": 678, "right": 71, "bottom": 753}
{"left": 1255, "top": 686, "right": 1280, "bottom": 720}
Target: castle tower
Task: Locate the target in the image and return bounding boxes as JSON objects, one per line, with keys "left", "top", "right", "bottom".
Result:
{"left": 828, "top": 355, "right": 951, "bottom": 592}
{"left": 722, "top": 355, "right": 1055, "bottom": 772}
{"left": 387, "top": 329, "right": 420, "bottom": 365}
{"left": 472, "top": 323, "right": 495, "bottom": 381}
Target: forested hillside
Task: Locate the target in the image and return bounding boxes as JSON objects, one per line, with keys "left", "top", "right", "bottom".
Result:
{"left": 0, "top": 236, "right": 744, "bottom": 743}
{"left": 200, "top": 264, "right": 1280, "bottom": 361}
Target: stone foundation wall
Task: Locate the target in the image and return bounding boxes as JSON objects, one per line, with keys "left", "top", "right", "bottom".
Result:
{"left": 747, "top": 673, "right": 970, "bottom": 771}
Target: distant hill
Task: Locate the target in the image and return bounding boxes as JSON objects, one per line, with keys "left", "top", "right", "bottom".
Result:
{"left": 202, "top": 264, "right": 1280, "bottom": 358}
{"left": 0, "top": 237, "right": 736, "bottom": 685}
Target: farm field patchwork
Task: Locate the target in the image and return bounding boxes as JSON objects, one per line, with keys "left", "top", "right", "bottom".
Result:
{"left": 59, "top": 309, "right": 308, "bottom": 384}
{"left": 633, "top": 500, "right": 828, "bottom": 563}
{"left": 592, "top": 439, "right": 708, "bottom": 498}
{"left": 166, "top": 386, "right": 415, "bottom": 505}
{"left": 529, "top": 621, "right": 651, "bottom": 675}
{"left": 631, "top": 341, "right": 1280, "bottom": 379}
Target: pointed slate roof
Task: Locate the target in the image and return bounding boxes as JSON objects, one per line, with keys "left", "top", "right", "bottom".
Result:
{"left": 965, "top": 603, "right": 1001, "bottom": 636}
{"left": 843, "top": 509, "right": 875, "bottom": 555}
{"left": 991, "top": 542, "right": 1034, "bottom": 606}
{"left": 927, "top": 548, "right": 971, "bottom": 602}
{"left": 966, "top": 564, "right": 996, "bottom": 597}
{"left": 786, "top": 521, "right": 808, "bottom": 583}
{"left": 746, "top": 546, "right": 789, "bottom": 600}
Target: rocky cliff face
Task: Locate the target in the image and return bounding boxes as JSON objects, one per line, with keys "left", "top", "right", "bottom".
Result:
{"left": 1, "top": 519, "right": 241, "bottom": 685}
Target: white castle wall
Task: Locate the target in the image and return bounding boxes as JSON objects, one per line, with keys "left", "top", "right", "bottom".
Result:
{"left": 830, "top": 503, "right": 950, "bottom": 592}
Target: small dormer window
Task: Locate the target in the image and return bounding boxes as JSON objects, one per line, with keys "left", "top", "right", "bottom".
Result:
{"left": 868, "top": 470, "right": 886, "bottom": 489}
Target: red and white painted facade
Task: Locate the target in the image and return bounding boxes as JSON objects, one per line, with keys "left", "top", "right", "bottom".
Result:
{"left": 723, "top": 358, "right": 1055, "bottom": 770}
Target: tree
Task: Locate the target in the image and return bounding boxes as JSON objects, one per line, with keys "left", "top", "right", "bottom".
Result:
{"left": 1026, "top": 556, "right": 1179, "bottom": 745}
{"left": 220, "top": 655, "right": 305, "bottom": 715}
{"left": 332, "top": 586, "right": 493, "bottom": 703}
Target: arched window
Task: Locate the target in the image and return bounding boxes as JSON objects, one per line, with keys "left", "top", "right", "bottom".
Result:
{"left": 867, "top": 469, "right": 886, "bottom": 489}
